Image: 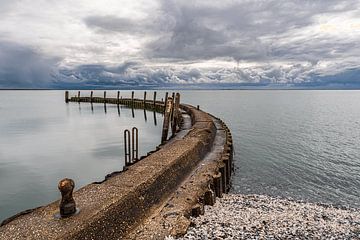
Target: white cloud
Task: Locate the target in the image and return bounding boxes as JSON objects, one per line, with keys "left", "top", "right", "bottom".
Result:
{"left": 0, "top": 0, "right": 360, "bottom": 88}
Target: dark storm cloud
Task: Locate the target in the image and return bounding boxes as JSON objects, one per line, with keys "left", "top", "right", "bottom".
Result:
{"left": 0, "top": 41, "right": 59, "bottom": 88}
{"left": 83, "top": 0, "right": 359, "bottom": 64}
{"left": 146, "top": 0, "right": 358, "bottom": 62}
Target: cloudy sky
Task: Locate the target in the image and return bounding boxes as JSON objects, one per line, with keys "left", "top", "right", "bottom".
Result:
{"left": 0, "top": 0, "right": 359, "bottom": 88}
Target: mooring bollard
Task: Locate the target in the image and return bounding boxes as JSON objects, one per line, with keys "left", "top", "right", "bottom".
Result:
{"left": 197, "top": 105, "right": 200, "bottom": 110}
{"left": 58, "top": 178, "right": 77, "bottom": 218}
{"left": 161, "top": 97, "right": 173, "bottom": 143}
{"left": 65, "top": 91, "right": 69, "bottom": 103}
{"left": 90, "top": 91, "right": 93, "bottom": 102}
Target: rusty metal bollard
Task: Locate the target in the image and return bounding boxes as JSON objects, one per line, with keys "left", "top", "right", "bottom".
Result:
{"left": 58, "top": 178, "right": 77, "bottom": 218}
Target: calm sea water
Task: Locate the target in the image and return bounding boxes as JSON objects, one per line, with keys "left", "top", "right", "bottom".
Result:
{"left": 0, "top": 91, "right": 163, "bottom": 221}
{"left": 0, "top": 90, "right": 359, "bottom": 222}
{"left": 179, "top": 90, "right": 360, "bottom": 208}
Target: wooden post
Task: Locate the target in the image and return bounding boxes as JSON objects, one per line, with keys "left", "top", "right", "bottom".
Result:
{"left": 77, "top": 91, "right": 80, "bottom": 102}
{"left": 153, "top": 91, "right": 157, "bottom": 109}
{"left": 161, "top": 97, "right": 173, "bottom": 143}
{"left": 143, "top": 91, "right": 147, "bottom": 108}
{"left": 213, "top": 173, "right": 223, "bottom": 198}
{"left": 219, "top": 163, "right": 227, "bottom": 193}
{"left": 170, "top": 92, "right": 175, "bottom": 121}
{"left": 131, "top": 91, "right": 134, "bottom": 106}
{"left": 117, "top": 91, "right": 120, "bottom": 104}
{"left": 65, "top": 91, "right": 69, "bottom": 103}
{"left": 172, "top": 93, "right": 180, "bottom": 135}
{"left": 103, "top": 91, "right": 106, "bottom": 103}
{"left": 164, "top": 92, "right": 168, "bottom": 112}
{"left": 90, "top": 91, "right": 93, "bottom": 102}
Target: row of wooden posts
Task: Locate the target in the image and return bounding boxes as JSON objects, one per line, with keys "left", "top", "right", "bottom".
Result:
{"left": 65, "top": 90, "right": 181, "bottom": 145}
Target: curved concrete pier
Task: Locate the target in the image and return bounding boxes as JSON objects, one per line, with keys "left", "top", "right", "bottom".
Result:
{"left": 0, "top": 92, "right": 233, "bottom": 240}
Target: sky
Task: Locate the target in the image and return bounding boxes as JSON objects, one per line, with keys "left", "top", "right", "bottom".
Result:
{"left": 0, "top": 0, "right": 359, "bottom": 89}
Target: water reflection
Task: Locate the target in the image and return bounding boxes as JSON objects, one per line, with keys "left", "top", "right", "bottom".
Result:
{"left": 77, "top": 102, "right": 158, "bottom": 126}
{"left": 0, "top": 91, "right": 164, "bottom": 222}
{"left": 143, "top": 109, "right": 147, "bottom": 122}
{"left": 153, "top": 111, "right": 157, "bottom": 126}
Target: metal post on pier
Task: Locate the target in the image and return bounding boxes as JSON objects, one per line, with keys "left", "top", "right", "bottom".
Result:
{"left": 132, "top": 127, "right": 138, "bottom": 162}
{"left": 161, "top": 97, "right": 173, "bottom": 143}
{"left": 124, "top": 129, "right": 131, "bottom": 166}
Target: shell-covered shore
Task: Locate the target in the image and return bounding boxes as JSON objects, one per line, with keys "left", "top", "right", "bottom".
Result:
{"left": 172, "top": 194, "right": 360, "bottom": 239}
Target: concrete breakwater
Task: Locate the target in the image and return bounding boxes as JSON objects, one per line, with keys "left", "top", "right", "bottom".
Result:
{"left": 0, "top": 91, "right": 233, "bottom": 239}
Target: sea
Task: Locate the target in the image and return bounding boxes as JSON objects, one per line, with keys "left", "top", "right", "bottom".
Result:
{"left": 0, "top": 90, "right": 359, "bottom": 222}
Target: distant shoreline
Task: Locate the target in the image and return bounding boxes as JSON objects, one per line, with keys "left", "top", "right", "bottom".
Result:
{"left": 1, "top": 88, "right": 360, "bottom": 91}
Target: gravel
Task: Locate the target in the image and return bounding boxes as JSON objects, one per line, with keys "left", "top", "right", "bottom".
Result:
{"left": 170, "top": 194, "right": 360, "bottom": 239}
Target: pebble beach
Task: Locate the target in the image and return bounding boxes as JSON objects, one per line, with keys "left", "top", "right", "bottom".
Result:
{"left": 173, "top": 194, "right": 360, "bottom": 239}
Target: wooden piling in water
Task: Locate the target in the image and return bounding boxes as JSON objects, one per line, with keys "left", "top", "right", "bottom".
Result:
{"left": 104, "top": 91, "right": 107, "bottom": 103}
{"left": 164, "top": 92, "right": 168, "bottom": 113}
{"left": 90, "top": 91, "right": 93, "bottom": 102}
{"left": 153, "top": 92, "right": 157, "bottom": 109}
{"left": 131, "top": 91, "right": 134, "bottom": 106}
{"left": 65, "top": 91, "right": 69, "bottom": 103}
{"left": 117, "top": 91, "right": 120, "bottom": 104}
{"left": 161, "top": 97, "right": 173, "bottom": 143}
{"left": 143, "top": 91, "right": 147, "bottom": 108}
{"left": 77, "top": 91, "right": 80, "bottom": 102}
{"left": 172, "top": 93, "right": 180, "bottom": 135}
